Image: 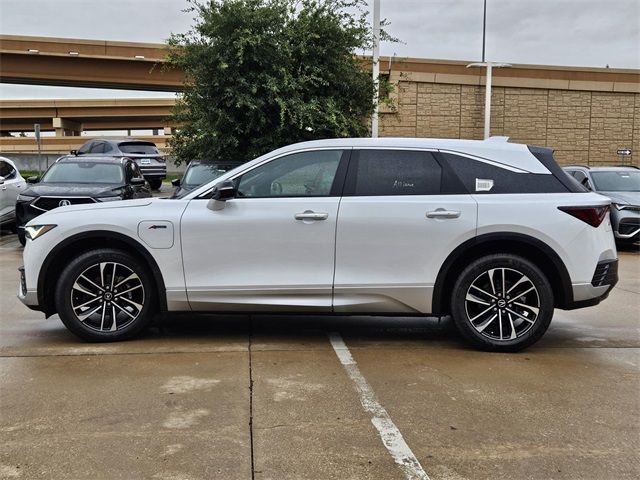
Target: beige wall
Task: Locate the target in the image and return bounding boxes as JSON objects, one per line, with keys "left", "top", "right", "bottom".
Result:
{"left": 381, "top": 80, "right": 639, "bottom": 166}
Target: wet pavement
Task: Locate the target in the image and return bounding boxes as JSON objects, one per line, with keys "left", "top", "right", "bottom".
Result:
{"left": 0, "top": 229, "right": 638, "bottom": 480}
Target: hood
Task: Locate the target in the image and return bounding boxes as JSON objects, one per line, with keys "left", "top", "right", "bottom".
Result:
{"left": 22, "top": 183, "right": 124, "bottom": 198}
{"left": 598, "top": 191, "right": 640, "bottom": 206}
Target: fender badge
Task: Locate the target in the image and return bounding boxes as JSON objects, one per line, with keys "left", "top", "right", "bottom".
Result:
{"left": 148, "top": 224, "right": 167, "bottom": 229}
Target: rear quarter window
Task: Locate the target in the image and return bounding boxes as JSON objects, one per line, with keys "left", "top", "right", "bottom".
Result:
{"left": 439, "top": 153, "right": 569, "bottom": 194}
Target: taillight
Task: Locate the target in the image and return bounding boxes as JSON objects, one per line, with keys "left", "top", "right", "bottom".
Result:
{"left": 558, "top": 205, "right": 609, "bottom": 228}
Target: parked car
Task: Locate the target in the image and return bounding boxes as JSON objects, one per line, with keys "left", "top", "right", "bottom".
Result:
{"left": 74, "top": 139, "right": 166, "bottom": 190}
{"left": 19, "top": 138, "right": 617, "bottom": 351}
{"left": 171, "top": 161, "right": 231, "bottom": 197}
{"left": 15, "top": 155, "right": 151, "bottom": 245}
{"left": 0, "top": 156, "right": 27, "bottom": 233}
{"left": 563, "top": 165, "right": 639, "bottom": 246}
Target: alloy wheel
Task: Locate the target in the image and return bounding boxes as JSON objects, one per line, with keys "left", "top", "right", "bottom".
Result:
{"left": 70, "top": 262, "right": 145, "bottom": 332}
{"left": 464, "top": 267, "right": 540, "bottom": 341}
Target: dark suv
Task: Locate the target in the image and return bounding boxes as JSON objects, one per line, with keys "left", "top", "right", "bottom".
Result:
{"left": 564, "top": 165, "right": 640, "bottom": 245}
{"left": 15, "top": 156, "right": 151, "bottom": 245}
{"left": 74, "top": 139, "right": 166, "bottom": 190}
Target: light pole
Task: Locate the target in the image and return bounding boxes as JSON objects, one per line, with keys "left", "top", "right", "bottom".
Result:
{"left": 467, "top": 0, "right": 510, "bottom": 139}
{"left": 371, "top": 0, "right": 380, "bottom": 138}
{"left": 466, "top": 62, "right": 511, "bottom": 139}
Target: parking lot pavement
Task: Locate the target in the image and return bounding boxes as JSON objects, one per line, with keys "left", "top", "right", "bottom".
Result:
{"left": 1, "top": 231, "right": 638, "bottom": 479}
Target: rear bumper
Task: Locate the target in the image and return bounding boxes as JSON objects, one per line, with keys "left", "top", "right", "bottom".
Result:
{"left": 564, "top": 259, "right": 618, "bottom": 310}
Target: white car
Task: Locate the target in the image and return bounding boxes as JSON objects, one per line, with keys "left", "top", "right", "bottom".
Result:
{"left": 18, "top": 138, "right": 618, "bottom": 351}
{"left": 0, "top": 156, "right": 27, "bottom": 232}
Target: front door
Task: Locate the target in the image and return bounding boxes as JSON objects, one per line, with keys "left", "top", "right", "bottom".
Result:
{"left": 181, "top": 149, "right": 349, "bottom": 311}
{"left": 0, "top": 160, "right": 24, "bottom": 224}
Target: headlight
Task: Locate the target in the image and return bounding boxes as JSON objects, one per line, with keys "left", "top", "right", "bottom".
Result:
{"left": 17, "top": 194, "right": 36, "bottom": 201}
{"left": 24, "top": 224, "right": 57, "bottom": 241}
{"left": 97, "top": 196, "right": 121, "bottom": 202}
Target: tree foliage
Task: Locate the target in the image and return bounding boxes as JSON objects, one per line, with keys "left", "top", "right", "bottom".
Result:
{"left": 166, "top": 0, "right": 376, "bottom": 165}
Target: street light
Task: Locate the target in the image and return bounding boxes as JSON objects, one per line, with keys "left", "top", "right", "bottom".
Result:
{"left": 371, "top": 0, "right": 380, "bottom": 138}
{"left": 467, "top": 1, "right": 511, "bottom": 139}
{"left": 466, "top": 62, "right": 511, "bottom": 139}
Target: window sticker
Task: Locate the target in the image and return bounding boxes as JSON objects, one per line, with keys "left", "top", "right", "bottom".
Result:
{"left": 475, "top": 178, "right": 494, "bottom": 192}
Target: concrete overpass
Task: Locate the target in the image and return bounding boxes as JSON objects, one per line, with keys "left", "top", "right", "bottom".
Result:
{"left": 0, "top": 98, "right": 176, "bottom": 135}
{"left": 0, "top": 35, "right": 183, "bottom": 91}
{"left": 2, "top": 34, "right": 639, "bottom": 93}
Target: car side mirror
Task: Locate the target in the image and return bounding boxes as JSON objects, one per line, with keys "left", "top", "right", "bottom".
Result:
{"left": 26, "top": 176, "right": 39, "bottom": 184}
{"left": 130, "top": 177, "right": 146, "bottom": 186}
{"left": 171, "top": 178, "right": 181, "bottom": 187}
{"left": 207, "top": 180, "right": 237, "bottom": 211}
{"left": 70, "top": 150, "right": 78, "bottom": 155}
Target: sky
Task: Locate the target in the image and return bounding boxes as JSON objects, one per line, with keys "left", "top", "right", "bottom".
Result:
{"left": 0, "top": 0, "right": 639, "bottom": 100}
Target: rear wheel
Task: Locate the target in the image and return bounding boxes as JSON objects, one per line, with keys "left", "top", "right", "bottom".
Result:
{"left": 55, "top": 249, "right": 155, "bottom": 342}
{"left": 148, "top": 178, "right": 162, "bottom": 190}
{"left": 450, "top": 254, "right": 554, "bottom": 352}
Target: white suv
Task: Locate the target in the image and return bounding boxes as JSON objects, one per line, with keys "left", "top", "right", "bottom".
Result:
{"left": 18, "top": 138, "right": 618, "bottom": 351}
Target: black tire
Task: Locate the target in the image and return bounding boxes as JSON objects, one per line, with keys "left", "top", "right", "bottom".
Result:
{"left": 55, "top": 248, "right": 156, "bottom": 342}
{"left": 450, "top": 254, "right": 554, "bottom": 352}
{"left": 148, "top": 178, "right": 162, "bottom": 190}
{"left": 17, "top": 229, "right": 26, "bottom": 246}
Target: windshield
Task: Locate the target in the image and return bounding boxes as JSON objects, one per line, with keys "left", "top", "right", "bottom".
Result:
{"left": 591, "top": 170, "right": 640, "bottom": 192}
{"left": 118, "top": 142, "right": 159, "bottom": 155}
{"left": 183, "top": 164, "right": 227, "bottom": 189}
{"left": 41, "top": 162, "right": 124, "bottom": 184}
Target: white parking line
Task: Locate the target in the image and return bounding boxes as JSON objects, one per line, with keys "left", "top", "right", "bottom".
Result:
{"left": 328, "top": 332, "right": 430, "bottom": 480}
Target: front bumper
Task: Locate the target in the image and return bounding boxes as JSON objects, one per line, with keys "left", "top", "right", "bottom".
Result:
{"left": 612, "top": 207, "right": 640, "bottom": 241}
{"left": 17, "top": 266, "right": 41, "bottom": 311}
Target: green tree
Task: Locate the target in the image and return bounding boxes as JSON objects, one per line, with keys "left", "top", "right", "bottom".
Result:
{"left": 166, "top": 0, "right": 376, "bottom": 165}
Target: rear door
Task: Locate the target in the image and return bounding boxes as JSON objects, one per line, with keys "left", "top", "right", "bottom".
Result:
{"left": 333, "top": 149, "right": 477, "bottom": 314}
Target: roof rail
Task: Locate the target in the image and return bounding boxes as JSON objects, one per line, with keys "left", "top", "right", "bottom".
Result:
{"left": 484, "top": 136, "right": 510, "bottom": 143}
{"left": 614, "top": 164, "right": 639, "bottom": 169}
{"left": 563, "top": 164, "right": 590, "bottom": 169}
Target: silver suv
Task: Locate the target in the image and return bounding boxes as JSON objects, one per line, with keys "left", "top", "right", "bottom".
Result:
{"left": 564, "top": 166, "right": 640, "bottom": 246}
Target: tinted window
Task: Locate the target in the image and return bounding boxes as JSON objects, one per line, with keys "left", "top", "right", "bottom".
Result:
{"left": 440, "top": 153, "right": 569, "bottom": 194}
{"left": 77, "top": 142, "right": 92, "bottom": 154}
{"left": 348, "top": 150, "right": 442, "bottom": 196}
{"left": 0, "top": 160, "right": 16, "bottom": 178}
{"left": 184, "top": 164, "right": 227, "bottom": 190}
{"left": 591, "top": 170, "right": 640, "bottom": 192}
{"left": 89, "top": 142, "right": 106, "bottom": 154}
{"left": 41, "top": 162, "right": 124, "bottom": 184}
{"left": 119, "top": 142, "right": 159, "bottom": 155}
{"left": 236, "top": 150, "right": 343, "bottom": 198}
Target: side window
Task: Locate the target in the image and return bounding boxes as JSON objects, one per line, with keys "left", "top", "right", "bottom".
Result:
{"left": 103, "top": 143, "right": 114, "bottom": 153}
{"left": 440, "top": 153, "right": 569, "bottom": 194}
{"left": 235, "top": 150, "right": 344, "bottom": 198}
{"left": 77, "top": 142, "right": 92, "bottom": 154}
{"left": 89, "top": 142, "right": 105, "bottom": 154}
{"left": 0, "top": 160, "right": 16, "bottom": 179}
{"left": 347, "top": 150, "right": 442, "bottom": 196}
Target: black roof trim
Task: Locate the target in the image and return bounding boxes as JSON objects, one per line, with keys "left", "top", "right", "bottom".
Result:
{"left": 527, "top": 145, "right": 583, "bottom": 193}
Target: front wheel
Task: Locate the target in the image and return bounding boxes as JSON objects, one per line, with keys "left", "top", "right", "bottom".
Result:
{"left": 450, "top": 254, "right": 554, "bottom": 352}
{"left": 55, "top": 249, "right": 156, "bottom": 342}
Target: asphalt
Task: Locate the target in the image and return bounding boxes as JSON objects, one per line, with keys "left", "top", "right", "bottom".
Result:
{"left": 0, "top": 225, "right": 638, "bottom": 480}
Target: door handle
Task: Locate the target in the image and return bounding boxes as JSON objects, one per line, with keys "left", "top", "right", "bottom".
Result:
{"left": 294, "top": 211, "right": 329, "bottom": 221}
{"left": 426, "top": 209, "right": 461, "bottom": 219}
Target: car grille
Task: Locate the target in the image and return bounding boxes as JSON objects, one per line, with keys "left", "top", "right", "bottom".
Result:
{"left": 31, "top": 196, "right": 97, "bottom": 212}
{"left": 591, "top": 260, "right": 618, "bottom": 287}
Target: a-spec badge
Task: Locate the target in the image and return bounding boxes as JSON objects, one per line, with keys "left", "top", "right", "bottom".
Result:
{"left": 138, "top": 221, "right": 174, "bottom": 249}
